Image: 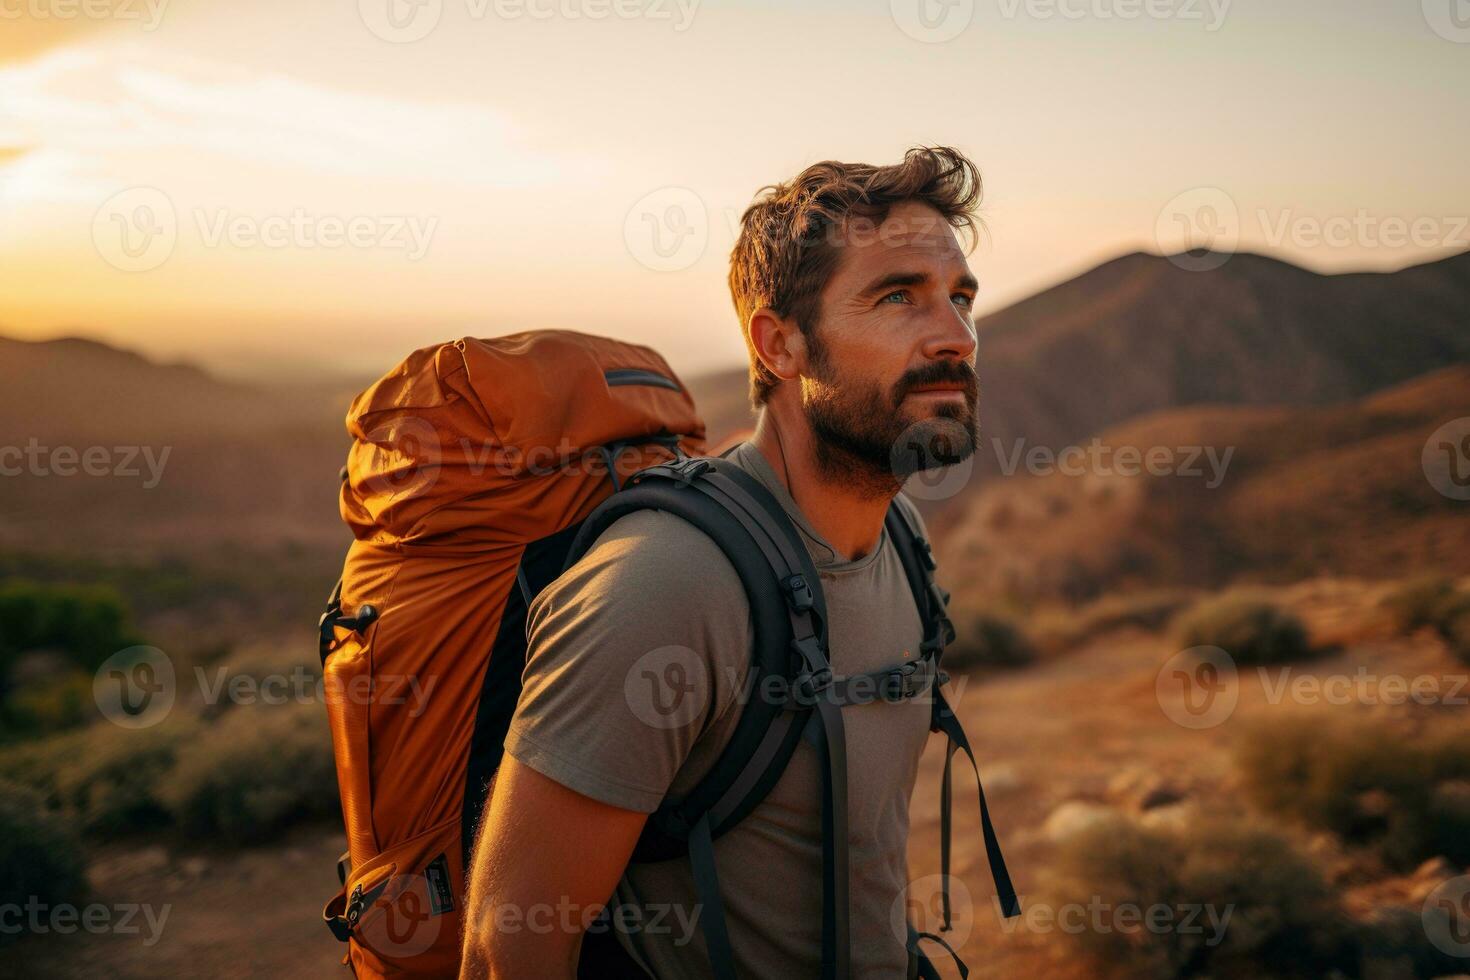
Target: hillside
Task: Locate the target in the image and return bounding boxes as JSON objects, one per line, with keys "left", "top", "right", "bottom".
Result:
{"left": 3, "top": 247, "right": 1465, "bottom": 566}
{"left": 938, "top": 365, "right": 1470, "bottom": 603}
{"left": 971, "top": 250, "right": 1470, "bottom": 454}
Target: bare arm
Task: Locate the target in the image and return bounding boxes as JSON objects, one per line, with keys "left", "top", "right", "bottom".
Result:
{"left": 459, "top": 755, "right": 650, "bottom": 980}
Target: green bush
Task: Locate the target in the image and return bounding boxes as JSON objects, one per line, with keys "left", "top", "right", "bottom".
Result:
{"left": 158, "top": 701, "right": 338, "bottom": 846}
{"left": 1054, "top": 815, "right": 1354, "bottom": 978}
{"left": 0, "top": 579, "right": 142, "bottom": 677}
{"left": 942, "top": 611, "right": 1036, "bottom": 670}
{"left": 0, "top": 780, "right": 86, "bottom": 945}
{"left": 1236, "top": 715, "right": 1470, "bottom": 869}
{"left": 1172, "top": 593, "right": 1311, "bottom": 665}
{"left": 2, "top": 669, "right": 92, "bottom": 736}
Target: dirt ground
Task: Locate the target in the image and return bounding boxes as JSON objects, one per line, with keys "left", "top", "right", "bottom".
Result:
{"left": 14, "top": 579, "right": 1464, "bottom": 978}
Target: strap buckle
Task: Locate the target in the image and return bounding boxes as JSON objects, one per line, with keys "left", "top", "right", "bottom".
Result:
{"left": 880, "top": 661, "right": 929, "bottom": 702}
{"left": 781, "top": 573, "right": 815, "bottom": 614}
{"left": 791, "top": 665, "right": 834, "bottom": 707}
{"left": 670, "top": 457, "right": 712, "bottom": 488}
{"left": 318, "top": 603, "right": 380, "bottom": 661}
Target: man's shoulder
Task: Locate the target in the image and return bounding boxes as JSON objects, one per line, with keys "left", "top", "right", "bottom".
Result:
{"left": 529, "top": 506, "right": 750, "bottom": 628}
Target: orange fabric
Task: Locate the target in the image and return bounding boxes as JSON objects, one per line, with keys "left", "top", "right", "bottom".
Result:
{"left": 323, "top": 331, "right": 705, "bottom": 977}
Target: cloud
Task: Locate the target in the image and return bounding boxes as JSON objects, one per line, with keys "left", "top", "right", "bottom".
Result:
{"left": 0, "top": 40, "right": 581, "bottom": 203}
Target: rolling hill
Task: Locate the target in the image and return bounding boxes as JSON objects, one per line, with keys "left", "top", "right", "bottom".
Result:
{"left": 937, "top": 364, "right": 1470, "bottom": 603}
{"left": 2, "top": 247, "right": 1464, "bottom": 587}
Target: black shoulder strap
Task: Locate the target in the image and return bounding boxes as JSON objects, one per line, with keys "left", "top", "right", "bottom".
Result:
{"left": 563, "top": 455, "right": 850, "bottom": 980}
{"left": 885, "top": 498, "right": 1021, "bottom": 922}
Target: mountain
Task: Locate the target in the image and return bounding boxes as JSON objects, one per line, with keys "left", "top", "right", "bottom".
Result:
{"left": 0, "top": 336, "right": 353, "bottom": 555}
{"left": 4, "top": 247, "right": 1465, "bottom": 560}
{"left": 971, "top": 249, "right": 1470, "bottom": 454}
{"left": 937, "top": 364, "right": 1470, "bottom": 603}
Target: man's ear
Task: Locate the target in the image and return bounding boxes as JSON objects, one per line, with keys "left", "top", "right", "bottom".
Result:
{"left": 748, "top": 307, "right": 807, "bottom": 384}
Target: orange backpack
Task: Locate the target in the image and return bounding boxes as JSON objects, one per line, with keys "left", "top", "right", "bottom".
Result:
{"left": 319, "top": 330, "right": 1016, "bottom": 979}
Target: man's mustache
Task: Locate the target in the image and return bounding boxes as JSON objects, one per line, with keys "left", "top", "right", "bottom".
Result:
{"left": 892, "top": 362, "right": 979, "bottom": 407}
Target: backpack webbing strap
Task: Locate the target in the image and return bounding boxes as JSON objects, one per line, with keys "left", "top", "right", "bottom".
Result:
{"left": 906, "top": 926, "right": 967, "bottom": 980}
{"left": 644, "top": 459, "right": 852, "bottom": 980}
{"left": 689, "top": 814, "right": 738, "bottom": 980}
{"left": 885, "top": 501, "right": 1021, "bottom": 928}
{"left": 934, "top": 688, "right": 1021, "bottom": 919}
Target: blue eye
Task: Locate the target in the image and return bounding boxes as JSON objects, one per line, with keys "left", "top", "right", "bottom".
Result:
{"left": 881, "top": 291, "right": 909, "bottom": 304}
{"left": 952, "top": 294, "right": 974, "bottom": 308}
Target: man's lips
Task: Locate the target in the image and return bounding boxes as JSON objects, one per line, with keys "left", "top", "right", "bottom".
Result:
{"left": 907, "top": 382, "right": 969, "bottom": 395}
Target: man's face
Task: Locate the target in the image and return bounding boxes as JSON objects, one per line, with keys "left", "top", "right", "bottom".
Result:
{"left": 799, "top": 199, "right": 980, "bottom": 489}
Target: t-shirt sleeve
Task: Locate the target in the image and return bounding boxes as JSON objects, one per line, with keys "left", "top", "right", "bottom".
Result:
{"left": 503, "top": 508, "right": 753, "bottom": 813}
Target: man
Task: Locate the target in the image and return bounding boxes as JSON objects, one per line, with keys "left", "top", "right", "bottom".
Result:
{"left": 461, "top": 146, "right": 984, "bottom": 979}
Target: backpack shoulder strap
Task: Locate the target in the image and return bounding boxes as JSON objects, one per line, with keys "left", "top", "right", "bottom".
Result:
{"left": 563, "top": 454, "right": 851, "bottom": 980}
{"left": 884, "top": 495, "right": 1022, "bottom": 923}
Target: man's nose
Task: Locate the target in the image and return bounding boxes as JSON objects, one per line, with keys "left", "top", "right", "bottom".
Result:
{"left": 920, "top": 305, "right": 977, "bottom": 362}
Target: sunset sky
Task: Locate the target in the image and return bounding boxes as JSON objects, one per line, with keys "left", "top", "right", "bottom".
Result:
{"left": 1, "top": 0, "right": 1467, "bottom": 381}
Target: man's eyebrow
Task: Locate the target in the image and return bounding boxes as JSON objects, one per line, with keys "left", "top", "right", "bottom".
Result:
{"left": 859, "top": 270, "right": 979, "bottom": 298}
{"left": 858, "top": 271, "right": 929, "bottom": 298}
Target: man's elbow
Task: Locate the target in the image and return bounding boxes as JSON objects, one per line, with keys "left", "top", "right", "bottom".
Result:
{"left": 458, "top": 904, "right": 580, "bottom": 980}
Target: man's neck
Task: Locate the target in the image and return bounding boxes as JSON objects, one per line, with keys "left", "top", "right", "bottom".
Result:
{"left": 746, "top": 408, "right": 895, "bottom": 563}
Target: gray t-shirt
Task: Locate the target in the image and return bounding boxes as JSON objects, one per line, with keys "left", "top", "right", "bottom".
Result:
{"left": 504, "top": 441, "right": 934, "bottom": 978}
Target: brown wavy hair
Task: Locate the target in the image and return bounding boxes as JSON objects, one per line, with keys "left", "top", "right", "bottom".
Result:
{"left": 728, "top": 146, "right": 982, "bottom": 407}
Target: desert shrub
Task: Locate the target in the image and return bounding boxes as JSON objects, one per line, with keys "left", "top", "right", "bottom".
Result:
{"left": 1036, "top": 590, "right": 1199, "bottom": 651}
{"left": 1236, "top": 715, "right": 1470, "bottom": 869}
{"left": 1358, "top": 904, "right": 1469, "bottom": 979}
{"left": 1, "top": 669, "right": 92, "bottom": 736}
{"left": 1054, "top": 815, "right": 1353, "bottom": 978}
{"left": 1433, "top": 595, "right": 1470, "bottom": 667}
{"left": 1080, "top": 590, "right": 1198, "bottom": 634}
{"left": 1381, "top": 578, "right": 1470, "bottom": 665}
{"left": 942, "top": 611, "right": 1036, "bottom": 670}
{"left": 0, "top": 579, "right": 141, "bottom": 678}
{"left": 1172, "top": 593, "right": 1310, "bottom": 665}
{"left": 0, "top": 717, "right": 199, "bottom": 836}
{"left": 0, "top": 780, "right": 86, "bottom": 945}
{"left": 1381, "top": 576, "right": 1460, "bottom": 632}
{"left": 159, "top": 701, "right": 337, "bottom": 846}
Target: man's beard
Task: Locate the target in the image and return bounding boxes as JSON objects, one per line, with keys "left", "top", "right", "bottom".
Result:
{"left": 800, "top": 336, "right": 980, "bottom": 499}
